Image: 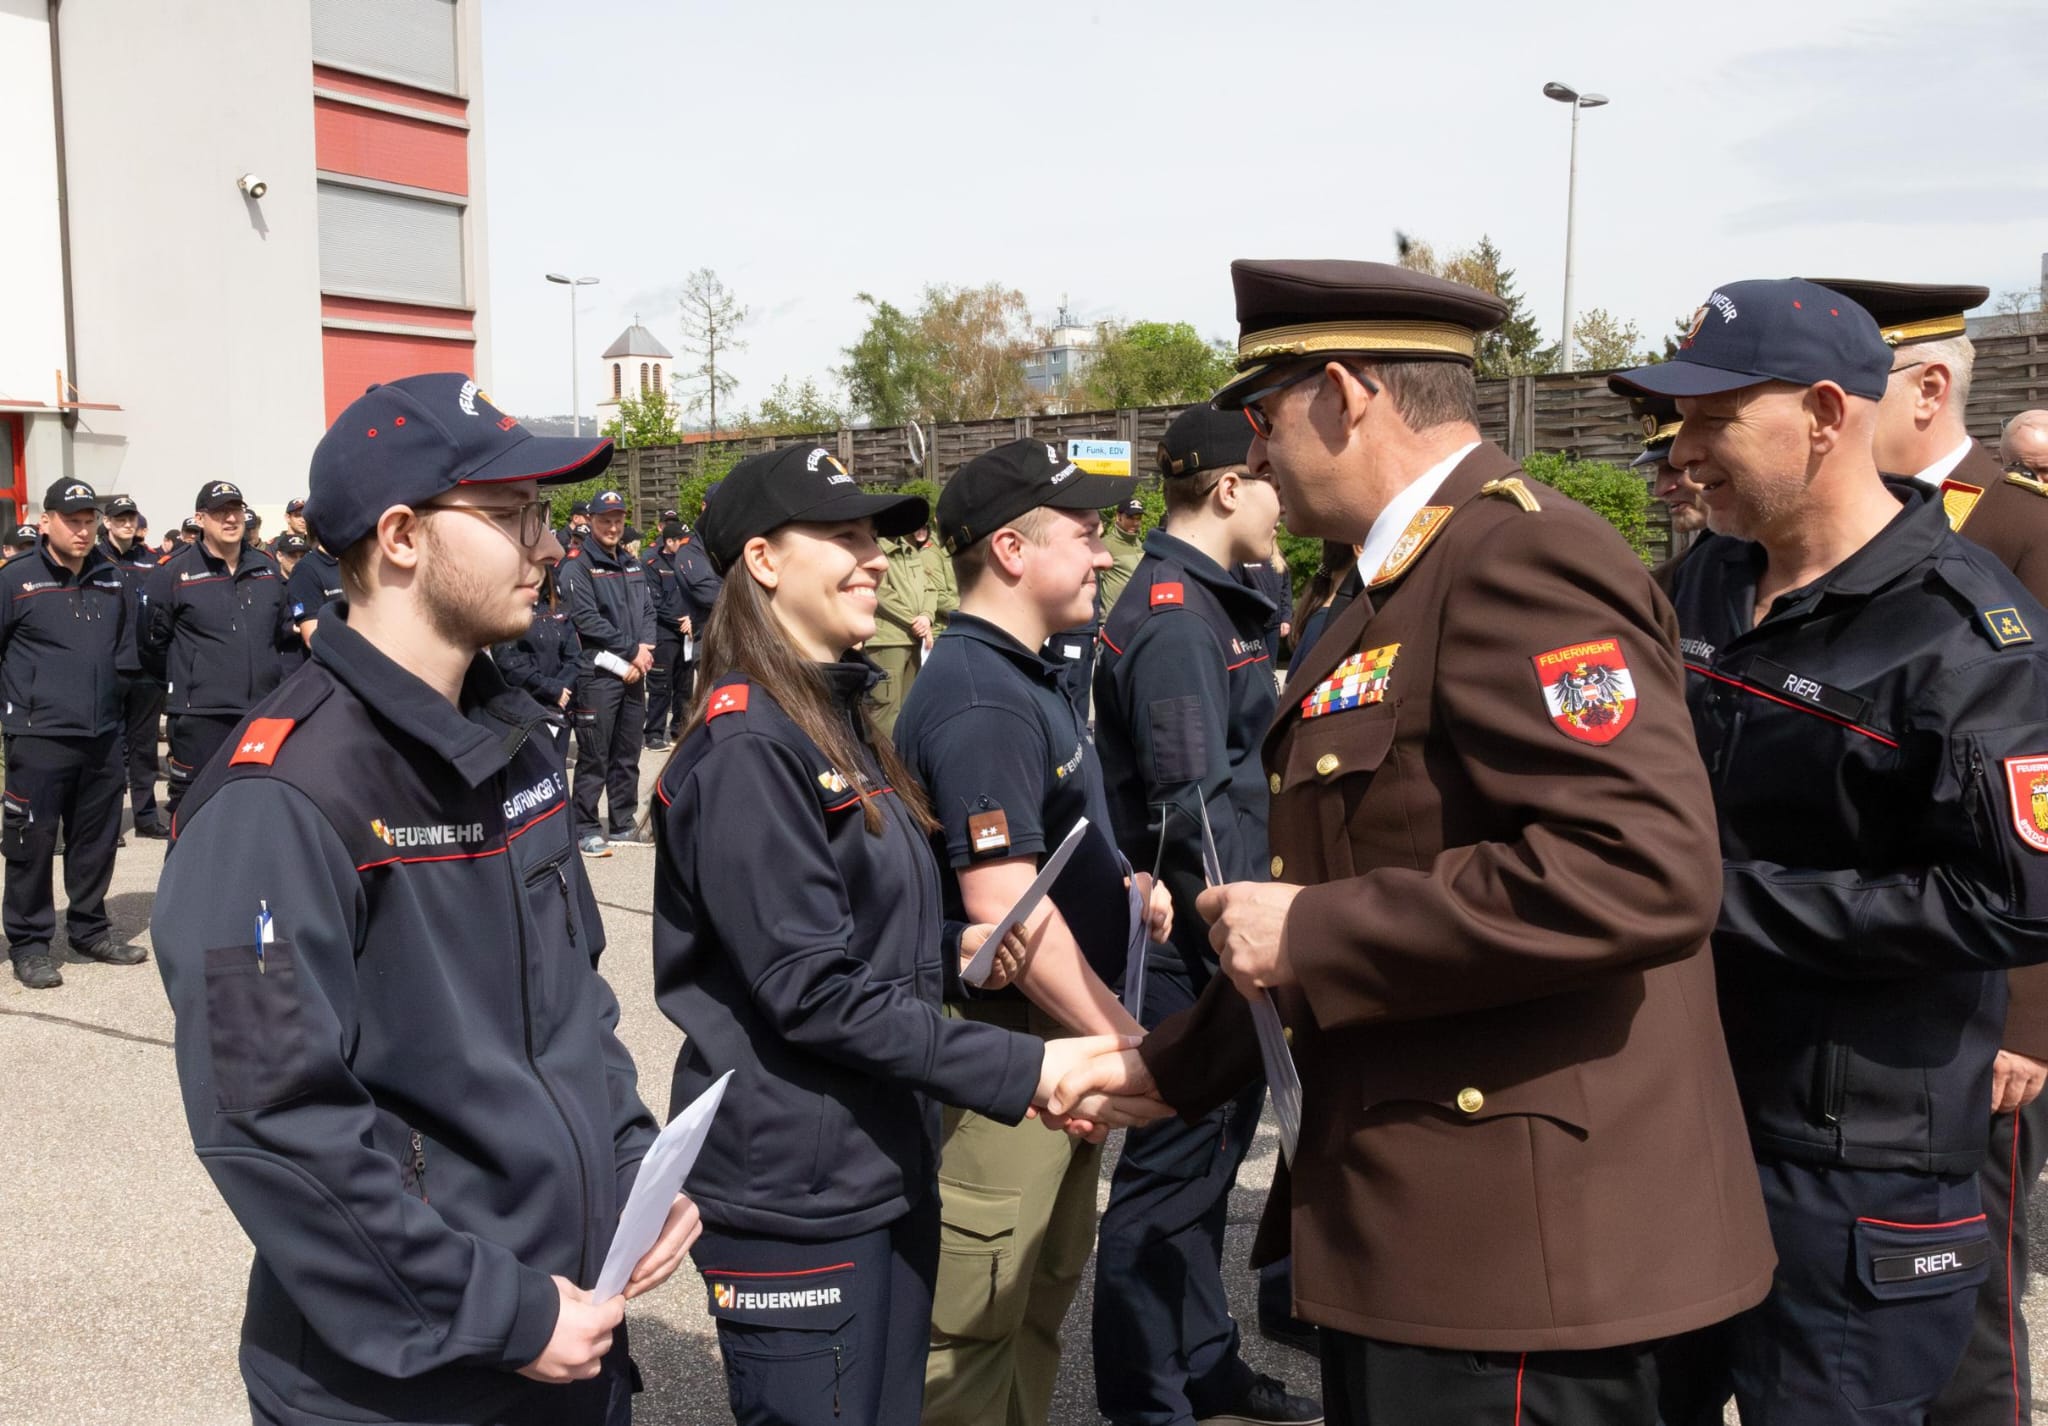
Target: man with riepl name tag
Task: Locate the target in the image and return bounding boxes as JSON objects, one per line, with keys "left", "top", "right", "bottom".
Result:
{"left": 1612, "top": 280, "right": 2048, "bottom": 1425}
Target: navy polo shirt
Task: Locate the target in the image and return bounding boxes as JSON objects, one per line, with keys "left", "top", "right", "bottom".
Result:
{"left": 896, "top": 611, "right": 1130, "bottom": 998}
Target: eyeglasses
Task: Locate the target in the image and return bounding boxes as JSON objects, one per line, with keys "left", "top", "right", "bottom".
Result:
{"left": 1240, "top": 362, "right": 1380, "bottom": 440}
{"left": 427, "top": 497, "right": 553, "bottom": 547}
{"left": 2008, "top": 460, "right": 2043, "bottom": 480}
{"left": 1887, "top": 360, "right": 1925, "bottom": 379}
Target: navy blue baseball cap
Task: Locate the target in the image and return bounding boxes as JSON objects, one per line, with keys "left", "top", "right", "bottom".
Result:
{"left": 590, "top": 490, "right": 627, "bottom": 515}
{"left": 1611, "top": 279, "right": 1891, "bottom": 403}
{"left": 306, "top": 373, "right": 611, "bottom": 554}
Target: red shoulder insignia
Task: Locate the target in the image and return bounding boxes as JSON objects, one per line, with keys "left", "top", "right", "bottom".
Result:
{"left": 230, "top": 717, "right": 297, "bottom": 766}
{"left": 1150, "top": 582, "right": 1185, "bottom": 609}
{"left": 707, "top": 685, "right": 750, "bottom": 720}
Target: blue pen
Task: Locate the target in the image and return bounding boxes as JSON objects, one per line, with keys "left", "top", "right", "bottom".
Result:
{"left": 255, "top": 900, "right": 272, "bottom": 974}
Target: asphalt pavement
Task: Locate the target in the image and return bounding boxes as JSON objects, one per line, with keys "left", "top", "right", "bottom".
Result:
{"left": 1, "top": 757, "right": 2041, "bottom": 1424}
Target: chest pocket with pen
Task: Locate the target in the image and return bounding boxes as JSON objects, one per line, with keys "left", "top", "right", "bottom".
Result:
{"left": 202, "top": 940, "right": 309, "bottom": 1114}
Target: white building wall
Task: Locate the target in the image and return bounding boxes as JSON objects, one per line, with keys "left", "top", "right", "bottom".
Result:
{"left": 0, "top": 1, "right": 67, "bottom": 412}
{"left": 458, "top": 0, "right": 490, "bottom": 391}
{"left": 55, "top": 0, "right": 328, "bottom": 521}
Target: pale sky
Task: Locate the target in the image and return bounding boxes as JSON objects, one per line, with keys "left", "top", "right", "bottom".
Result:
{"left": 482, "top": 0, "right": 2048, "bottom": 424}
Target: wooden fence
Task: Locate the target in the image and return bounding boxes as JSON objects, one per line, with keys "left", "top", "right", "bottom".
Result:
{"left": 613, "top": 331, "right": 2048, "bottom": 526}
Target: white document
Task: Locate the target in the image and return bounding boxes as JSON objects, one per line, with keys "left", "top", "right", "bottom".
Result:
{"left": 961, "top": 818, "right": 1089, "bottom": 988}
{"left": 1196, "top": 799, "right": 1303, "bottom": 1165}
{"left": 593, "top": 1070, "right": 733, "bottom": 1301}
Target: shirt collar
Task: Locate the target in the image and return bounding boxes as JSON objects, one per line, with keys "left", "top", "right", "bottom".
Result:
{"left": 1354, "top": 441, "right": 1480, "bottom": 584}
{"left": 311, "top": 608, "right": 544, "bottom": 787}
{"left": 941, "top": 611, "right": 1062, "bottom": 682}
{"left": 1909, "top": 437, "right": 1978, "bottom": 488}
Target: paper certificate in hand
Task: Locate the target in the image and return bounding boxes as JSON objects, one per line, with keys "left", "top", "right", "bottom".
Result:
{"left": 960, "top": 818, "right": 1089, "bottom": 988}
{"left": 593, "top": 1070, "right": 733, "bottom": 1302}
{"left": 1197, "top": 799, "right": 1303, "bottom": 1165}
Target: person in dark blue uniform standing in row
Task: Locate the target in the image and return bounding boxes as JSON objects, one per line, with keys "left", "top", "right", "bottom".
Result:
{"left": 1, "top": 479, "right": 140, "bottom": 990}
{"left": 648, "top": 443, "right": 1162, "bottom": 1426}
{"left": 155, "top": 374, "right": 700, "bottom": 1425}
{"left": 96, "top": 492, "right": 168, "bottom": 839}
{"left": 494, "top": 559, "right": 581, "bottom": 716}
{"left": 558, "top": 489, "right": 655, "bottom": 855}
{"left": 1090, "top": 407, "right": 1321, "bottom": 1426}
{"left": 1613, "top": 281, "right": 2048, "bottom": 1425}
{"left": 640, "top": 522, "right": 719, "bottom": 750}
{"left": 141, "top": 480, "right": 297, "bottom": 821}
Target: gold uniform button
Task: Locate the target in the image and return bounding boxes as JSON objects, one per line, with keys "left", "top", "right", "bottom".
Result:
{"left": 1268, "top": 772, "right": 1283, "bottom": 794}
{"left": 1315, "top": 753, "right": 1340, "bottom": 777}
{"left": 1456, "top": 1087, "right": 1485, "bottom": 1115}
{"left": 1270, "top": 855, "right": 1285, "bottom": 878}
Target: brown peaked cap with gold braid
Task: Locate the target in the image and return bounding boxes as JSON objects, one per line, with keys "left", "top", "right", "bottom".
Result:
{"left": 1212, "top": 259, "right": 1509, "bottom": 410}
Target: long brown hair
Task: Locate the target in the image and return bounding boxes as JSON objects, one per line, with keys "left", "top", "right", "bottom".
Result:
{"left": 1290, "top": 540, "right": 1357, "bottom": 652}
{"left": 670, "top": 553, "right": 937, "bottom": 836}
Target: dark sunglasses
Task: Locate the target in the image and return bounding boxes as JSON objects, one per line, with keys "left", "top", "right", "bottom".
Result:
{"left": 1240, "top": 362, "right": 1380, "bottom": 440}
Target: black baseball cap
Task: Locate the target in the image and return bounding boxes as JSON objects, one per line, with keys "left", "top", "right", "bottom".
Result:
{"left": 43, "top": 478, "right": 100, "bottom": 514}
{"left": 194, "top": 479, "right": 245, "bottom": 512}
{"left": 570, "top": 500, "right": 592, "bottom": 517}
{"left": 180, "top": 516, "right": 202, "bottom": 534}
{"left": 701, "top": 444, "right": 924, "bottom": 574}
{"left": 307, "top": 372, "right": 611, "bottom": 554}
{"left": 1612, "top": 279, "right": 1891, "bottom": 403}
{"left": 285, "top": 497, "right": 306, "bottom": 514}
{"left": 660, "top": 522, "right": 686, "bottom": 541}
{"left": 936, "top": 439, "right": 1131, "bottom": 554}
{"left": 1158, "top": 405, "right": 1254, "bottom": 478}
{"left": 7, "top": 524, "right": 37, "bottom": 545}
{"left": 277, "top": 533, "right": 309, "bottom": 555}
{"left": 1116, "top": 497, "right": 1145, "bottom": 516}
{"left": 104, "top": 495, "right": 139, "bottom": 517}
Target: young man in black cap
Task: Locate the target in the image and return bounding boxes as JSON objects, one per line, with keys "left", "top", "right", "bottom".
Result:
{"left": 1100, "top": 494, "right": 1147, "bottom": 613}
{"left": 1, "top": 479, "right": 140, "bottom": 989}
{"left": 1090, "top": 406, "right": 1321, "bottom": 1426}
{"left": 895, "top": 436, "right": 1172, "bottom": 1426}
{"left": 274, "top": 496, "right": 309, "bottom": 553}
{"left": 98, "top": 493, "right": 169, "bottom": 838}
{"left": 2, "top": 525, "right": 39, "bottom": 564}
{"left": 153, "top": 373, "right": 695, "bottom": 1426}
{"left": 556, "top": 488, "right": 655, "bottom": 854}
{"left": 1612, "top": 278, "right": 2048, "bottom": 1426}
{"left": 638, "top": 522, "right": 703, "bottom": 751}
{"left": 141, "top": 481, "right": 298, "bottom": 820}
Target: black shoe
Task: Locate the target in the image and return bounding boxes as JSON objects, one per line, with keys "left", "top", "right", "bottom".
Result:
{"left": 132, "top": 822, "right": 170, "bottom": 841}
{"left": 1257, "top": 1311, "right": 1322, "bottom": 1356}
{"left": 644, "top": 735, "right": 670, "bottom": 751}
{"left": 12, "top": 954, "right": 63, "bottom": 989}
{"left": 1198, "top": 1372, "right": 1324, "bottom": 1426}
{"left": 74, "top": 939, "right": 147, "bottom": 966}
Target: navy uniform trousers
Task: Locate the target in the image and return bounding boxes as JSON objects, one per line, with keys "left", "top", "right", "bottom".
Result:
{"left": 1093, "top": 958, "right": 1265, "bottom": 1424}
{"left": 1727, "top": 1159, "right": 1989, "bottom": 1426}
{"left": 572, "top": 670, "right": 644, "bottom": 838}
{"left": 693, "top": 1197, "right": 939, "bottom": 1426}
{"left": 642, "top": 632, "right": 690, "bottom": 742}
{"left": 1933, "top": 1100, "right": 2048, "bottom": 1425}
{"left": 115, "top": 671, "right": 164, "bottom": 830}
{"left": 2, "top": 732, "right": 122, "bottom": 959}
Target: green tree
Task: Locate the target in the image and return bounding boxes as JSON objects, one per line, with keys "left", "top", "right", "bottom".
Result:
{"left": 838, "top": 283, "right": 1039, "bottom": 423}
{"left": 600, "top": 386, "right": 683, "bottom": 449}
{"left": 750, "top": 376, "right": 847, "bottom": 435}
{"left": 1521, "top": 452, "right": 1654, "bottom": 563}
{"left": 676, "top": 268, "right": 747, "bottom": 431}
{"left": 838, "top": 293, "right": 933, "bottom": 426}
{"left": 1571, "top": 308, "right": 1649, "bottom": 370}
{"left": 1079, "top": 321, "right": 1237, "bottom": 407}
{"left": 1396, "top": 232, "right": 1549, "bottom": 376}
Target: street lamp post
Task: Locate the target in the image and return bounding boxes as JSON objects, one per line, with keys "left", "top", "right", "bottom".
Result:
{"left": 545, "top": 273, "right": 600, "bottom": 436}
{"left": 1542, "top": 82, "right": 1608, "bottom": 373}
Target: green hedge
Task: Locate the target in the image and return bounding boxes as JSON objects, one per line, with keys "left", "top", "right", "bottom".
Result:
{"left": 1520, "top": 452, "right": 1655, "bottom": 564}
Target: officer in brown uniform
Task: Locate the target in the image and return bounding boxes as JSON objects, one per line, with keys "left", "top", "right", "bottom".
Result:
{"left": 1050, "top": 260, "right": 1775, "bottom": 1424}
{"left": 1808, "top": 279, "right": 2048, "bottom": 1426}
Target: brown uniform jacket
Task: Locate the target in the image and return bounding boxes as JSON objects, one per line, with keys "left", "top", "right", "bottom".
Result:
{"left": 1140, "top": 442, "right": 1774, "bottom": 1353}
{"left": 1925, "top": 441, "right": 2048, "bottom": 1056}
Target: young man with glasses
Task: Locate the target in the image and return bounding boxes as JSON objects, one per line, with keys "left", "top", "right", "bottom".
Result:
{"left": 153, "top": 373, "right": 696, "bottom": 1425}
{"left": 1052, "top": 259, "right": 1774, "bottom": 1425}
{"left": 141, "top": 480, "right": 298, "bottom": 819}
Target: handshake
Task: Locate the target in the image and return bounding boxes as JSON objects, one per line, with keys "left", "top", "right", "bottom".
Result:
{"left": 1032, "top": 1035, "right": 1169, "bottom": 1143}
